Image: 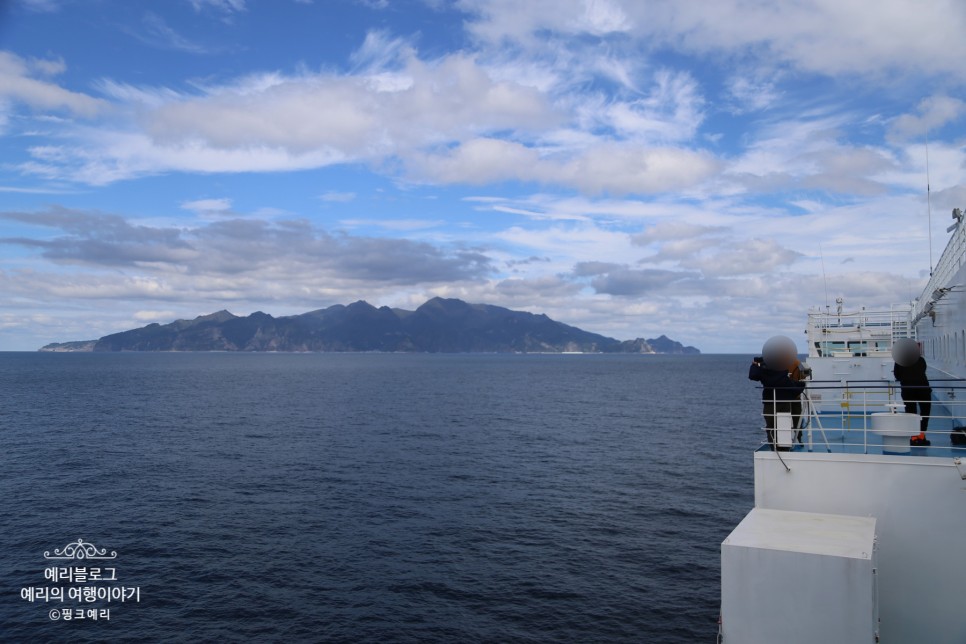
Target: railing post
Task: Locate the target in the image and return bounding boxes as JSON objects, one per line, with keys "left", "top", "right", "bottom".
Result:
{"left": 862, "top": 387, "right": 869, "bottom": 455}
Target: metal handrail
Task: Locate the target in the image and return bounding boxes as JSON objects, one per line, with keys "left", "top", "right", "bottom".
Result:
{"left": 755, "top": 381, "right": 966, "bottom": 455}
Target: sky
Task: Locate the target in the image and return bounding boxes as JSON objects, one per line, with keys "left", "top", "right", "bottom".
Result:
{"left": 0, "top": 0, "right": 964, "bottom": 352}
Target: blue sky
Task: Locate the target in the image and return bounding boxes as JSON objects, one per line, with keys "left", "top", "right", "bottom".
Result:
{"left": 1, "top": 0, "right": 964, "bottom": 352}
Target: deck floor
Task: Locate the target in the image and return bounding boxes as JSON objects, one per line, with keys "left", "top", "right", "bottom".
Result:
{"left": 757, "top": 410, "right": 966, "bottom": 459}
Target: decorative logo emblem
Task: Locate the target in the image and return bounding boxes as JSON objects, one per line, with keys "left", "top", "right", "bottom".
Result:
{"left": 44, "top": 539, "right": 117, "bottom": 560}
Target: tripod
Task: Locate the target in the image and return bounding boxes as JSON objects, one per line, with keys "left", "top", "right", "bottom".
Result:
{"left": 799, "top": 386, "right": 832, "bottom": 453}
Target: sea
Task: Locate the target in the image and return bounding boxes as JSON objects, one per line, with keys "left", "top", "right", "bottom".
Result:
{"left": 0, "top": 352, "right": 760, "bottom": 643}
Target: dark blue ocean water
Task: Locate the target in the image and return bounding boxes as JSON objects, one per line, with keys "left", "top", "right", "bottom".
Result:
{"left": 0, "top": 353, "right": 759, "bottom": 643}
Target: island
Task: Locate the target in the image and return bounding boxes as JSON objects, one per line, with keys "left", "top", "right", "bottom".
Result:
{"left": 40, "top": 297, "right": 700, "bottom": 354}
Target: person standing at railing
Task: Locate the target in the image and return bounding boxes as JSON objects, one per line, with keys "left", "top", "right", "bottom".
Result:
{"left": 893, "top": 338, "right": 932, "bottom": 446}
{"left": 749, "top": 336, "right": 806, "bottom": 449}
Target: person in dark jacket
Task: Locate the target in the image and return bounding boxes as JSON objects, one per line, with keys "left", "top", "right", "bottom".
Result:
{"left": 894, "top": 354, "right": 931, "bottom": 439}
{"left": 749, "top": 356, "right": 806, "bottom": 448}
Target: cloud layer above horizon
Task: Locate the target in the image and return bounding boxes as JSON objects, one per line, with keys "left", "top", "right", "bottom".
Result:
{"left": 1, "top": 0, "right": 965, "bottom": 351}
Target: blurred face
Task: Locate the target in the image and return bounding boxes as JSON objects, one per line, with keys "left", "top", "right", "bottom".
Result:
{"left": 892, "top": 338, "right": 920, "bottom": 367}
{"left": 762, "top": 336, "right": 796, "bottom": 370}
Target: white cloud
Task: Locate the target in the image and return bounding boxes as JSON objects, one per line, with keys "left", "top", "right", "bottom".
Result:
{"left": 572, "top": 0, "right": 631, "bottom": 35}
{"left": 136, "top": 12, "right": 212, "bottom": 54}
{"left": 349, "top": 30, "right": 414, "bottom": 71}
{"left": 29, "top": 56, "right": 66, "bottom": 76}
{"left": 339, "top": 218, "right": 444, "bottom": 231}
{"left": 561, "top": 144, "right": 719, "bottom": 194}
{"left": 140, "top": 52, "right": 554, "bottom": 154}
{"left": 633, "top": 221, "right": 726, "bottom": 244}
{"left": 721, "top": 111, "right": 902, "bottom": 197}
{"left": 189, "top": 0, "right": 246, "bottom": 14}
{"left": 494, "top": 223, "right": 640, "bottom": 266}
{"left": 95, "top": 79, "right": 183, "bottom": 107}
{"left": 683, "top": 238, "right": 805, "bottom": 276}
{"left": 602, "top": 69, "right": 705, "bottom": 142}
{"left": 411, "top": 139, "right": 719, "bottom": 194}
{"left": 21, "top": 131, "right": 349, "bottom": 185}
{"left": 181, "top": 198, "right": 233, "bottom": 216}
{"left": 0, "top": 51, "right": 104, "bottom": 117}
{"left": 726, "top": 75, "right": 783, "bottom": 114}
{"left": 460, "top": 0, "right": 631, "bottom": 44}
{"left": 0, "top": 185, "right": 76, "bottom": 194}
{"left": 503, "top": 1, "right": 966, "bottom": 79}
{"left": 21, "top": 41, "right": 571, "bottom": 185}
{"left": 461, "top": 0, "right": 966, "bottom": 91}
{"left": 319, "top": 191, "right": 356, "bottom": 203}
{"left": 889, "top": 95, "right": 966, "bottom": 142}
{"left": 410, "top": 138, "right": 541, "bottom": 185}
{"left": 133, "top": 309, "right": 177, "bottom": 322}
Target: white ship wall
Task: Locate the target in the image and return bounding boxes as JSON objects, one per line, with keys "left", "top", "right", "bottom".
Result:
{"left": 917, "top": 262, "right": 966, "bottom": 380}
{"left": 914, "top": 213, "right": 966, "bottom": 381}
{"left": 753, "top": 451, "right": 966, "bottom": 643}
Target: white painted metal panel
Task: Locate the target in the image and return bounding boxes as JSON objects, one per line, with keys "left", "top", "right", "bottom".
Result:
{"left": 753, "top": 451, "right": 966, "bottom": 643}
{"left": 775, "top": 412, "right": 793, "bottom": 448}
{"left": 721, "top": 508, "right": 877, "bottom": 644}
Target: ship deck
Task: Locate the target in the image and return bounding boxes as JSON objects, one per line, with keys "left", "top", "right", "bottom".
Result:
{"left": 756, "top": 425, "right": 966, "bottom": 459}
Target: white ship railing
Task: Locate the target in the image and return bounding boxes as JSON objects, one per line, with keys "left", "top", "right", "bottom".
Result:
{"left": 806, "top": 307, "right": 913, "bottom": 358}
{"left": 755, "top": 380, "right": 966, "bottom": 456}
{"left": 807, "top": 308, "right": 912, "bottom": 332}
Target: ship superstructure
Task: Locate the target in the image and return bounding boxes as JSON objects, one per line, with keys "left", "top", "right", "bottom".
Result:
{"left": 720, "top": 207, "right": 966, "bottom": 643}
{"left": 804, "top": 300, "right": 913, "bottom": 417}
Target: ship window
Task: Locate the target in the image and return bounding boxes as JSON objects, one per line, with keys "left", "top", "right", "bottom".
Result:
{"left": 818, "top": 341, "right": 848, "bottom": 355}
{"left": 847, "top": 341, "right": 868, "bottom": 357}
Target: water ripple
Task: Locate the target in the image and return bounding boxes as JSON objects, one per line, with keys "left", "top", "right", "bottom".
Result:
{"left": 0, "top": 352, "right": 757, "bottom": 642}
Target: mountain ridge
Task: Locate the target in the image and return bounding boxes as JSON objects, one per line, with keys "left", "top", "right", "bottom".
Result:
{"left": 39, "top": 297, "right": 700, "bottom": 354}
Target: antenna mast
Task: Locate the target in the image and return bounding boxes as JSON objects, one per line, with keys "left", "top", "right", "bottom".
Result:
{"left": 926, "top": 139, "right": 933, "bottom": 276}
{"left": 819, "top": 243, "right": 829, "bottom": 309}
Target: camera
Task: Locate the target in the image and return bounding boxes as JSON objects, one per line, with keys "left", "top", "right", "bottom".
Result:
{"left": 800, "top": 362, "right": 813, "bottom": 379}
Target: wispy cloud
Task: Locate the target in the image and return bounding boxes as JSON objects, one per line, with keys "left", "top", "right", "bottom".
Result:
{"left": 19, "top": 0, "right": 63, "bottom": 12}
{"left": 462, "top": 0, "right": 966, "bottom": 80}
{"left": 319, "top": 191, "right": 356, "bottom": 203}
{"left": 339, "top": 218, "right": 445, "bottom": 231}
{"left": 133, "top": 12, "right": 212, "bottom": 54}
{"left": 188, "top": 0, "right": 246, "bottom": 14}
{"left": 181, "top": 197, "right": 234, "bottom": 218}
